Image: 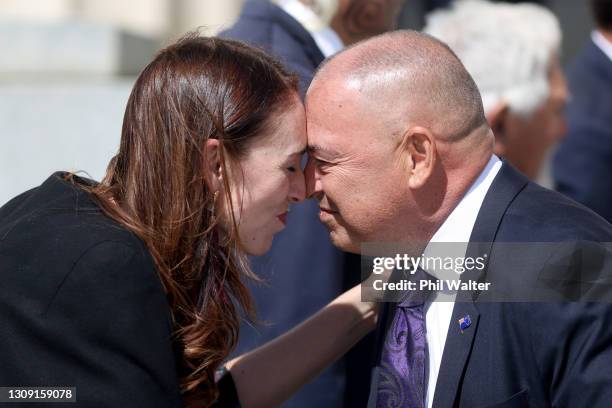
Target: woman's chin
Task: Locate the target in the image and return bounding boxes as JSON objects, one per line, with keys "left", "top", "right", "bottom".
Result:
{"left": 243, "top": 236, "right": 274, "bottom": 257}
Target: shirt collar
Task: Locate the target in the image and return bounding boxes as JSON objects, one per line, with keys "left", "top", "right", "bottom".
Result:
{"left": 421, "top": 154, "right": 501, "bottom": 285}
{"left": 276, "top": 0, "right": 344, "bottom": 57}
{"left": 592, "top": 30, "right": 612, "bottom": 63}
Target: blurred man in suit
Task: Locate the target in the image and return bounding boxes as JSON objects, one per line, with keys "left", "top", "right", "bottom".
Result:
{"left": 553, "top": 0, "right": 612, "bottom": 223}
{"left": 306, "top": 30, "right": 612, "bottom": 408}
{"left": 219, "top": 1, "right": 404, "bottom": 406}
{"left": 425, "top": 0, "right": 569, "bottom": 181}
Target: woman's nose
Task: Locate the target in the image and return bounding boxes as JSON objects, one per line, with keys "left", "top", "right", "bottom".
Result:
{"left": 289, "top": 172, "right": 306, "bottom": 203}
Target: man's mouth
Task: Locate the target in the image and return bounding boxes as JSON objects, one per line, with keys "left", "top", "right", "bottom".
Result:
{"left": 319, "top": 207, "right": 336, "bottom": 214}
{"left": 319, "top": 206, "right": 339, "bottom": 219}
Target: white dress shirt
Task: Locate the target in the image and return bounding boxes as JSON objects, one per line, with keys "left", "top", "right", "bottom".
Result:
{"left": 592, "top": 30, "right": 612, "bottom": 63}
{"left": 276, "top": 0, "right": 344, "bottom": 58}
{"left": 423, "top": 155, "right": 502, "bottom": 408}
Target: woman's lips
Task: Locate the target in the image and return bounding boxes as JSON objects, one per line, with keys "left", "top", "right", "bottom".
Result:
{"left": 277, "top": 212, "right": 288, "bottom": 225}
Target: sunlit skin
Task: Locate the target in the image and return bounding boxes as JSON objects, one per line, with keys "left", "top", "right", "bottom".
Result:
{"left": 304, "top": 77, "right": 432, "bottom": 253}
{"left": 207, "top": 98, "right": 307, "bottom": 256}
{"left": 304, "top": 39, "right": 494, "bottom": 254}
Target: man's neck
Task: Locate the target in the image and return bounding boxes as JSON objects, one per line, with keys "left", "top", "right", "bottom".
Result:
{"left": 424, "top": 134, "right": 495, "bottom": 238}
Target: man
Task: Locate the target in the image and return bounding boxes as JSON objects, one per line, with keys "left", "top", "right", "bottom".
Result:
{"left": 219, "top": 1, "right": 404, "bottom": 406}
{"left": 424, "top": 0, "right": 568, "bottom": 181}
{"left": 305, "top": 30, "right": 612, "bottom": 407}
{"left": 553, "top": 0, "right": 612, "bottom": 223}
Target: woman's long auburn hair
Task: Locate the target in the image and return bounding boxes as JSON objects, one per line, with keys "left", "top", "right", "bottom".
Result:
{"left": 78, "top": 34, "right": 298, "bottom": 406}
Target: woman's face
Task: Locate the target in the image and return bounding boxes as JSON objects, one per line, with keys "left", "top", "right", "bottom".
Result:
{"left": 225, "top": 99, "right": 307, "bottom": 255}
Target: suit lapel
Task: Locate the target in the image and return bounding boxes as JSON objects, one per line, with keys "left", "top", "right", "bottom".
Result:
{"left": 432, "top": 162, "right": 528, "bottom": 407}
{"left": 431, "top": 301, "right": 480, "bottom": 408}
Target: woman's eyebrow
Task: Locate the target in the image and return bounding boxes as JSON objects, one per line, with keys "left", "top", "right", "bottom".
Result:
{"left": 288, "top": 148, "right": 307, "bottom": 156}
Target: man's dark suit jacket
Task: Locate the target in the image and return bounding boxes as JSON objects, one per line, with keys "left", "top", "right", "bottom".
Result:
{"left": 553, "top": 37, "right": 612, "bottom": 223}
{"left": 368, "top": 162, "right": 612, "bottom": 407}
{"left": 220, "top": 2, "right": 359, "bottom": 407}
{"left": 0, "top": 173, "right": 184, "bottom": 406}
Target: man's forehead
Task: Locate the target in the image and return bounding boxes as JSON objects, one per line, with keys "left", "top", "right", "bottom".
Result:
{"left": 305, "top": 113, "right": 355, "bottom": 158}
{"left": 306, "top": 82, "right": 365, "bottom": 125}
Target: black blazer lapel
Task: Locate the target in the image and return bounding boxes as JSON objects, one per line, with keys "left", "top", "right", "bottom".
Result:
{"left": 468, "top": 161, "right": 529, "bottom": 244}
{"left": 432, "top": 162, "right": 528, "bottom": 407}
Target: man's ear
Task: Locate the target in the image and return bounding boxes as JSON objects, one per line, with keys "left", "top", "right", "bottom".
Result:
{"left": 203, "top": 139, "right": 223, "bottom": 192}
{"left": 487, "top": 102, "right": 510, "bottom": 157}
{"left": 399, "top": 126, "right": 436, "bottom": 189}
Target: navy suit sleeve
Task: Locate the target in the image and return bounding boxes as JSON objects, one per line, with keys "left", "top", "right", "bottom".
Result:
{"left": 529, "top": 301, "right": 612, "bottom": 407}
{"left": 30, "top": 241, "right": 182, "bottom": 407}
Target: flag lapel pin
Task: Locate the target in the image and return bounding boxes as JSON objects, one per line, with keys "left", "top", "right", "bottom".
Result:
{"left": 458, "top": 314, "right": 472, "bottom": 333}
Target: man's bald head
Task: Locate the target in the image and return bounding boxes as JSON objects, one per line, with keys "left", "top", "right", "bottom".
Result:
{"left": 305, "top": 30, "right": 495, "bottom": 250}
{"left": 310, "top": 30, "right": 487, "bottom": 142}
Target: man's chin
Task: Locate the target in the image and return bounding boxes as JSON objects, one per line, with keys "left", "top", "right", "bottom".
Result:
{"left": 328, "top": 230, "right": 361, "bottom": 254}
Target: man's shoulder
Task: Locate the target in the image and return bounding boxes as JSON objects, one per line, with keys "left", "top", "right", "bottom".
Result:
{"left": 219, "top": 1, "right": 321, "bottom": 69}
{"left": 498, "top": 180, "right": 612, "bottom": 242}
{"left": 219, "top": 0, "right": 302, "bottom": 47}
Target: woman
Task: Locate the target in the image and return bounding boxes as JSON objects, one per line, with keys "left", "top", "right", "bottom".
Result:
{"left": 0, "top": 35, "right": 376, "bottom": 407}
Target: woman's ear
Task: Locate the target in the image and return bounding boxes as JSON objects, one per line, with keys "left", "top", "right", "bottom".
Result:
{"left": 399, "top": 126, "right": 436, "bottom": 190}
{"left": 487, "top": 102, "right": 510, "bottom": 157}
{"left": 203, "top": 139, "right": 222, "bottom": 192}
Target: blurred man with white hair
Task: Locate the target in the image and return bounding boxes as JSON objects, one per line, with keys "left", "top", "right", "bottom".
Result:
{"left": 425, "top": 0, "right": 569, "bottom": 180}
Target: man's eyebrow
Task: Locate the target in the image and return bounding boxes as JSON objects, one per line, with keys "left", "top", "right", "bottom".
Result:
{"left": 307, "top": 145, "right": 338, "bottom": 156}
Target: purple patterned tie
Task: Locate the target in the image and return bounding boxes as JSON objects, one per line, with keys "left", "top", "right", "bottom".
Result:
{"left": 376, "top": 287, "right": 428, "bottom": 407}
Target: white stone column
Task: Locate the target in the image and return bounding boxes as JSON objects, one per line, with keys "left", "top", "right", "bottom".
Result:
{"left": 168, "top": 0, "right": 244, "bottom": 40}
{"left": 0, "top": 0, "right": 76, "bottom": 21}
{"left": 74, "top": 0, "right": 170, "bottom": 38}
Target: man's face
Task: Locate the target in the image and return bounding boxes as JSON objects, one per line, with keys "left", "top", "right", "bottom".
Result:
{"left": 501, "top": 56, "right": 568, "bottom": 179}
{"left": 305, "top": 80, "right": 411, "bottom": 253}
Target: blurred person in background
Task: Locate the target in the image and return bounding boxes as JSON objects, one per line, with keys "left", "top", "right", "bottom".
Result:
{"left": 553, "top": 0, "right": 612, "bottom": 223}
{"left": 425, "top": 0, "right": 569, "bottom": 181}
{"left": 0, "top": 35, "right": 378, "bottom": 408}
{"left": 220, "top": 1, "right": 404, "bottom": 406}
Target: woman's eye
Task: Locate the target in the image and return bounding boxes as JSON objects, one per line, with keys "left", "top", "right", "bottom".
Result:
{"left": 287, "top": 166, "right": 297, "bottom": 173}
